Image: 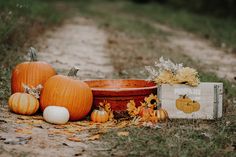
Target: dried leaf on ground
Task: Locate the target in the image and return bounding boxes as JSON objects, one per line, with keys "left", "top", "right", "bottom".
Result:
{"left": 87, "top": 134, "right": 100, "bottom": 141}
{"left": 17, "top": 116, "right": 31, "bottom": 120}
{"left": 48, "top": 129, "right": 73, "bottom": 136}
{"left": 15, "top": 128, "right": 32, "bottom": 134}
{"left": 117, "top": 131, "right": 129, "bottom": 137}
{"left": 67, "top": 137, "right": 81, "bottom": 142}
{"left": 16, "top": 119, "right": 43, "bottom": 125}
{"left": 32, "top": 116, "right": 44, "bottom": 120}
{"left": 116, "top": 120, "right": 130, "bottom": 128}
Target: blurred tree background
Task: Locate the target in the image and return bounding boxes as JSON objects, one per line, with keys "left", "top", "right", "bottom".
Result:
{"left": 132, "top": 0, "right": 236, "bottom": 18}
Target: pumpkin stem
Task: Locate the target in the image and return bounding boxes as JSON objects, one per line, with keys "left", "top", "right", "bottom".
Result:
{"left": 23, "top": 83, "right": 43, "bottom": 99}
{"left": 68, "top": 67, "right": 80, "bottom": 77}
{"left": 28, "top": 47, "right": 38, "bottom": 61}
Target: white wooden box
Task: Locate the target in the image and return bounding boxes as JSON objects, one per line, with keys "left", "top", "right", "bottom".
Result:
{"left": 158, "top": 83, "right": 223, "bottom": 119}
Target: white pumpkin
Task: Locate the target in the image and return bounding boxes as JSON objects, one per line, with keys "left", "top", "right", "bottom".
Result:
{"left": 43, "top": 106, "right": 70, "bottom": 125}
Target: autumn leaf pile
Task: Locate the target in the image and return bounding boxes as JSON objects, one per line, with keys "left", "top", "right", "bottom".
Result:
{"left": 145, "top": 57, "right": 200, "bottom": 86}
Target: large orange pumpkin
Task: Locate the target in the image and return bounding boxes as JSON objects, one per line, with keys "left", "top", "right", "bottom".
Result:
{"left": 11, "top": 47, "right": 56, "bottom": 93}
{"left": 40, "top": 67, "right": 93, "bottom": 121}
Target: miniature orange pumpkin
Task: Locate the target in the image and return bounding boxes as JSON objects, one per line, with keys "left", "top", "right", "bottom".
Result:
{"left": 40, "top": 67, "right": 93, "bottom": 121}
{"left": 153, "top": 108, "right": 169, "bottom": 123}
{"left": 8, "top": 93, "right": 39, "bottom": 115}
{"left": 11, "top": 47, "right": 56, "bottom": 93}
{"left": 91, "top": 109, "right": 109, "bottom": 123}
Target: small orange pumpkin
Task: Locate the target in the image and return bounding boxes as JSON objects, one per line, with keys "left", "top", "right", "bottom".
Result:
{"left": 91, "top": 108, "right": 109, "bottom": 123}
{"left": 153, "top": 108, "right": 169, "bottom": 123}
{"left": 11, "top": 47, "right": 56, "bottom": 93}
{"left": 8, "top": 93, "right": 39, "bottom": 115}
{"left": 40, "top": 67, "right": 93, "bottom": 121}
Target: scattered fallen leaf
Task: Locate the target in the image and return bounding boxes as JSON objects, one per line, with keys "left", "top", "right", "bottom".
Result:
{"left": 87, "top": 134, "right": 100, "bottom": 141}
{"left": 18, "top": 116, "right": 30, "bottom": 120}
{"left": 15, "top": 119, "right": 43, "bottom": 125}
{"left": 67, "top": 137, "right": 81, "bottom": 142}
{"left": 117, "top": 131, "right": 129, "bottom": 137}
{"left": 32, "top": 116, "right": 44, "bottom": 120}
{"left": 15, "top": 128, "right": 32, "bottom": 134}
{"left": 116, "top": 121, "right": 129, "bottom": 128}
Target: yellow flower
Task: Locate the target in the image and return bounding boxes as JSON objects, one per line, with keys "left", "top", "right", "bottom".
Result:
{"left": 144, "top": 94, "right": 159, "bottom": 109}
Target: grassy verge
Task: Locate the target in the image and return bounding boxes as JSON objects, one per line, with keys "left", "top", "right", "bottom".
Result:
{"left": 73, "top": 1, "right": 236, "bottom": 156}
{"left": 78, "top": 0, "right": 236, "bottom": 53}
{"left": 0, "top": 0, "right": 69, "bottom": 106}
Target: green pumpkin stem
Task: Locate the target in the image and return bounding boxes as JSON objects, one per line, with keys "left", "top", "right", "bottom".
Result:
{"left": 68, "top": 67, "right": 80, "bottom": 77}
{"left": 28, "top": 47, "right": 38, "bottom": 61}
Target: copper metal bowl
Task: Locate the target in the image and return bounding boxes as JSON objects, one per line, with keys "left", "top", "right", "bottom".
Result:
{"left": 85, "top": 79, "right": 157, "bottom": 111}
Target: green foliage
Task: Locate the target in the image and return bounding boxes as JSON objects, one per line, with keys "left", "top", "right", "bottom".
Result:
{"left": 122, "top": 2, "right": 236, "bottom": 50}
{"left": 0, "top": 0, "right": 64, "bottom": 47}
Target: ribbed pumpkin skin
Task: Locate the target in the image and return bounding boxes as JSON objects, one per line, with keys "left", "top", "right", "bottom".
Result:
{"left": 91, "top": 110, "right": 109, "bottom": 123}
{"left": 11, "top": 61, "right": 56, "bottom": 93}
{"left": 155, "top": 109, "right": 168, "bottom": 122}
{"left": 8, "top": 93, "right": 39, "bottom": 115}
{"left": 40, "top": 75, "right": 93, "bottom": 121}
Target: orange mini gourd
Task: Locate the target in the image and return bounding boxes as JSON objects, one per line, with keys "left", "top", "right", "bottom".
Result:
{"left": 91, "top": 109, "right": 109, "bottom": 123}
{"left": 154, "top": 108, "right": 169, "bottom": 123}
{"left": 8, "top": 93, "right": 39, "bottom": 115}
{"left": 40, "top": 67, "right": 93, "bottom": 121}
{"left": 11, "top": 47, "right": 56, "bottom": 93}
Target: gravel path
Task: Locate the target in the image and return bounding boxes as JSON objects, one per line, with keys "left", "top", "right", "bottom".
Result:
{"left": 37, "top": 17, "right": 114, "bottom": 79}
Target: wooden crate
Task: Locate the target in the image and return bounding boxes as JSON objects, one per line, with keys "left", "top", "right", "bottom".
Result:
{"left": 158, "top": 83, "right": 223, "bottom": 119}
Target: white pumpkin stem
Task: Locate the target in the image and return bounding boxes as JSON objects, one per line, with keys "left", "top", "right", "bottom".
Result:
{"left": 68, "top": 66, "right": 80, "bottom": 77}
{"left": 23, "top": 84, "right": 43, "bottom": 99}
{"left": 28, "top": 47, "right": 38, "bottom": 61}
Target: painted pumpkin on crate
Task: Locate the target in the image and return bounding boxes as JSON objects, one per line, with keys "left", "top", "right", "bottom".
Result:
{"left": 91, "top": 109, "right": 109, "bottom": 123}
{"left": 176, "top": 95, "right": 192, "bottom": 110}
{"left": 181, "top": 101, "right": 200, "bottom": 114}
{"left": 11, "top": 47, "right": 56, "bottom": 93}
{"left": 8, "top": 93, "right": 39, "bottom": 115}
{"left": 40, "top": 67, "right": 93, "bottom": 121}
{"left": 176, "top": 95, "right": 200, "bottom": 114}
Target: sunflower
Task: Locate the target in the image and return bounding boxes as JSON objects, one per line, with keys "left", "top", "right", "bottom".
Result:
{"left": 144, "top": 94, "right": 160, "bottom": 109}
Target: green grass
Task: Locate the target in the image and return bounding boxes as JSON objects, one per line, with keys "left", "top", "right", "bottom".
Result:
{"left": 77, "top": 0, "right": 236, "bottom": 51}
{"left": 123, "top": 2, "right": 236, "bottom": 51}
{"left": 0, "top": 0, "right": 68, "bottom": 106}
